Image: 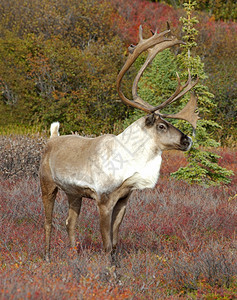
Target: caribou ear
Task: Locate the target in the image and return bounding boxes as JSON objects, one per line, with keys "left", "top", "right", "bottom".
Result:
{"left": 145, "top": 113, "right": 156, "bottom": 127}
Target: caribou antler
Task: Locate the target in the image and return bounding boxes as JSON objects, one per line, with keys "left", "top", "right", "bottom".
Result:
{"left": 154, "top": 70, "right": 199, "bottom": 128}
{"left": 117, "top": 24, "right": 200, "bottom": 128}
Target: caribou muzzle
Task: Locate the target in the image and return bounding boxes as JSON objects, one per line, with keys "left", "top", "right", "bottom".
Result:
{"left": 180, "top": 135, "right": 192, "bottom": 151}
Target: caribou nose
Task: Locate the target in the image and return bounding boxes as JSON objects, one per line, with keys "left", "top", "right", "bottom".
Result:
{"left": 181, "top": 135, "right": 192, "bottom": 151}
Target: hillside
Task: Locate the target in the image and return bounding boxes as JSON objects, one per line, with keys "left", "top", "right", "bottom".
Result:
{"left": 0, "top": 0, "right": 236, "bottom": 141}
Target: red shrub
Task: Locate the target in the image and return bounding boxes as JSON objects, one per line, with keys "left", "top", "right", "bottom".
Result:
{"left": 112, "top": 0, "right": 180, "bottom": 44}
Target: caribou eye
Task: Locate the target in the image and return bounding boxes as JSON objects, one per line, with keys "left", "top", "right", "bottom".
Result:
{"left": 157, "top": 123, "right": 167, "bottom": 131}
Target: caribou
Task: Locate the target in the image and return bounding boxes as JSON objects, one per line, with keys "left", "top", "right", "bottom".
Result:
{"left": 39, "top": 24, "right": 199, "bottom": 263}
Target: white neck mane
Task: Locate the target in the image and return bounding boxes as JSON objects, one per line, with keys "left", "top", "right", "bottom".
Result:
{"left": 116, "top": 118, "right": 162, "bottom": 190}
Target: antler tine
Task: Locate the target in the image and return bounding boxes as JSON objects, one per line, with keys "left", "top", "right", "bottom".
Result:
{"left": 150, "top": 27, "right": 159, "bottom": 36}
{"left": 160, "top": 92, "right": 200, "bottom": 129}
{"left": 139, "top": 25, "right": 143, "bottom": 41}
{"left": 151, "top": 69, "right": 199, "bottom": 128}
{"left": 147, "top": 72, "right": 183, "bottom": 112}
{"left": 171, "top": 70, "right": 199, "bottom": 103}
{"left": 151, "top": 69, "right": 196, "bottom": 112}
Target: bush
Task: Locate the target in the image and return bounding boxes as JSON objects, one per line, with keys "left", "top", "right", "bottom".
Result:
{"left": 0, "top": 134, "right": 46, "bottom": 179}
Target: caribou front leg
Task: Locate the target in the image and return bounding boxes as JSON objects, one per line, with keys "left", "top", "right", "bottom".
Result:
{"left": 98, "top": 192, "right": 121, "bottom": 263}
{"left": 98, "top": 203, "right": 113, "bottom": 263}
{"left": 99, "top": 184, "right": 132, "bottom": 265}
{"left": 111, "top": 193, "right": 131, "bottom": 265}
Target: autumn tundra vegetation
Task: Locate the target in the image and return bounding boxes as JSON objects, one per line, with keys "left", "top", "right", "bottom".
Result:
{"left": 0, "top": 0, "right": 236, "bottom": 299}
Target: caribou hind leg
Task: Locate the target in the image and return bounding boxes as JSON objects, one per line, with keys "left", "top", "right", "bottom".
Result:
{"left": 66, "top": 194, "right": 82, "bottom": 248}
{"left": 41, "top": 178, "right": 58, "bottom": 262}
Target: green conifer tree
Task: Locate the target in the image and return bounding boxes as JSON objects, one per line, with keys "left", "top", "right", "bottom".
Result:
{"left": 123, "top": 0, "right": 233, "bottom": 185}
{"left": 170, "top": 0, "right": 233, "bottom": 185}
